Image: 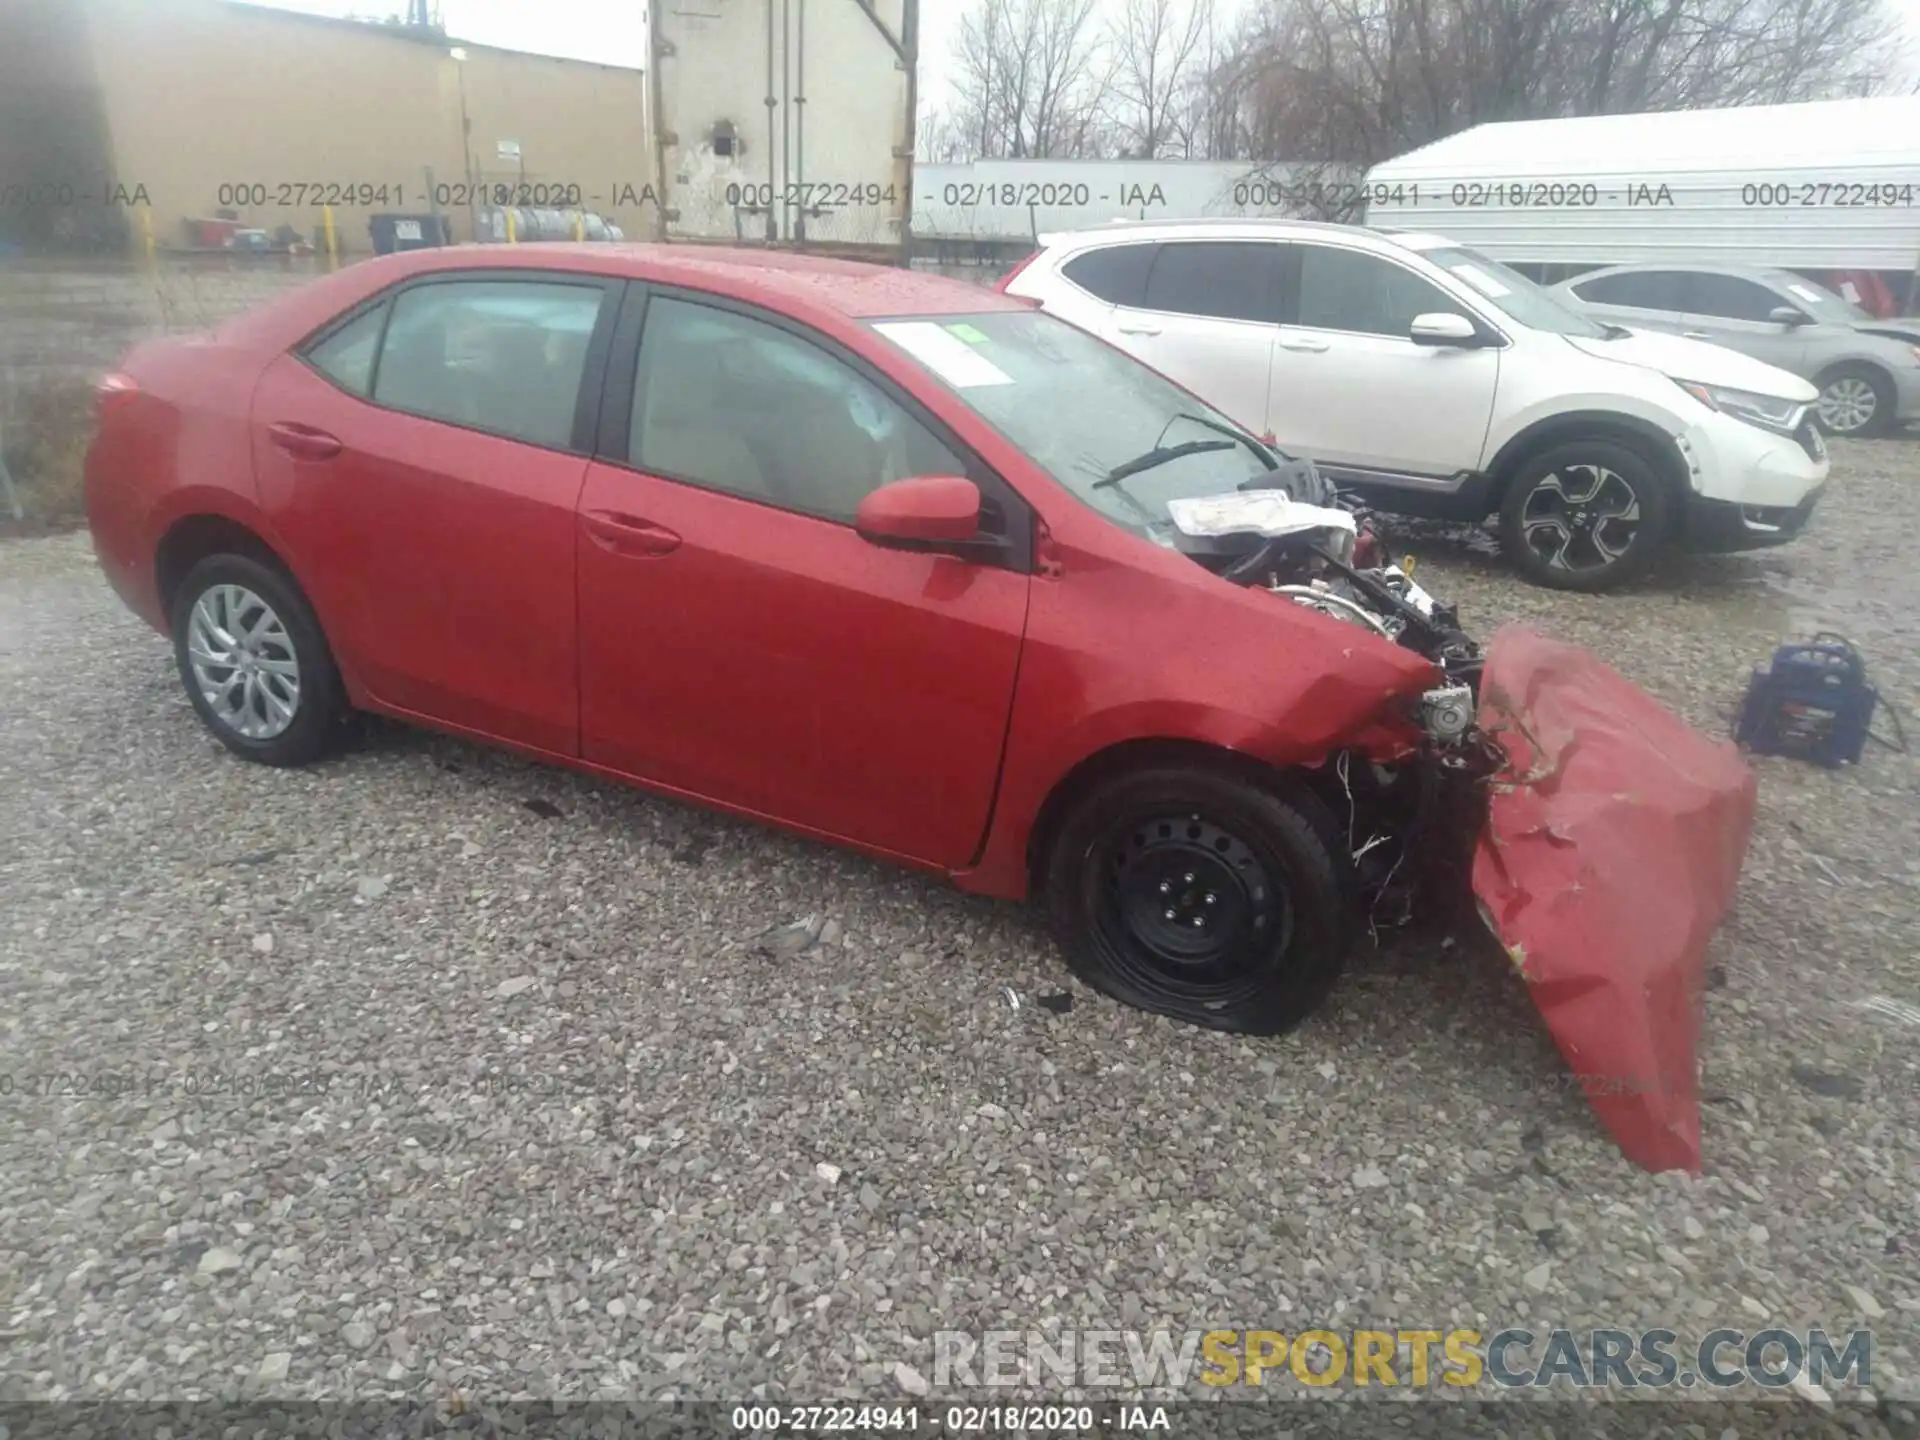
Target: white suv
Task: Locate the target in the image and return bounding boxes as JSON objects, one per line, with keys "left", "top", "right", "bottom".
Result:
{"left": 1001, "top": 219, "right": 1830, "bottom": 591}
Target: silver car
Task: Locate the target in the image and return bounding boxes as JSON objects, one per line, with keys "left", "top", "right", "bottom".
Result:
{"left": 1552, "top": 263, "right": 1920, "bottom": 437}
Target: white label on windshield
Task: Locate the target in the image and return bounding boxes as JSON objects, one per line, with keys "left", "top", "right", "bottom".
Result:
{"left": 1786, "top": 284, "right": 1824, "bottom": 305}
{"left": 1449, "top": 264, "right": 1510, "bottom": 298}
{"left": 873, "top": 322, "right": 1014, "bottom": 388}
{"left": 1167, "top": 492, "right": 1357, "bottom": 540}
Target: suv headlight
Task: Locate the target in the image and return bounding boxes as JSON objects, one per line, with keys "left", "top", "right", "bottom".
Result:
{"left": 1671, "top": 379, "right": 1805, "bottom": 435}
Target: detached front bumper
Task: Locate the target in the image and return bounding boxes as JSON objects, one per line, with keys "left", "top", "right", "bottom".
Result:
{"left": 1469, "top": 627, "right": 1758, "bottom": 1174}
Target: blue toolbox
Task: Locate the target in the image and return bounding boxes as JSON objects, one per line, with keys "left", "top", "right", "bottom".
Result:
{"left": 1734, "top": 634, "right": 1878, "bottom": 768}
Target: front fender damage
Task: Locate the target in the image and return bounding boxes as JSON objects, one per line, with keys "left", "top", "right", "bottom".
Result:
{"left": 1471, "top": 626, "right": 1757, "bottom": 1174}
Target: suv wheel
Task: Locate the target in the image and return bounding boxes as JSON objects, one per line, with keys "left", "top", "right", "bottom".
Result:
{"left": 171, "top": 553, "right": 348, "bottom": 766}
{"left": 1813, "top": 364, "right": 1892, "bottom": 438}
{"left": 1043, "top": 766, "right": 1351, "bottom": 1036}
{"left": 1498, "top": 439, "right": 1671, "bottom": 593}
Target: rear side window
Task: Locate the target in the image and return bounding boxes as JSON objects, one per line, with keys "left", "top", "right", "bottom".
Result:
{"left": 1680, "top": 273, "right": 1786, "bottom": 323}
{"left": 306, "top": 305, "right": 386, "bottom": 397}
{"left": 1061, "top": 244, "right": 1154, "bottom": 307}
{"left": 370, "top": 279, "right": 606, "bottom": 450}
{"left": 1142, "top": 242, "right": 1278, "bottom": 323}
{"left": 1571, "top": 271, "right": 1685, "bottom": 311}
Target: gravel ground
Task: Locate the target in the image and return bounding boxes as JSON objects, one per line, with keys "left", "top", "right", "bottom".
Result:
{"left": 2, "top": 438, "right": 1917, "bottom": 1431}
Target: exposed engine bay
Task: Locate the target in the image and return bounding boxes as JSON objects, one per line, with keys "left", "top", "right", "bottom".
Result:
{"left": 1165, "top": 457, "right": 1487, "bottom": 752}
{"left": 1165, "top": 457, "right": 1502, "bottom": 931}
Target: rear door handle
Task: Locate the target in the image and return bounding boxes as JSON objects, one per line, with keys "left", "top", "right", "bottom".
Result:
{"left": 1278, "top": 337, "right": 1330, "bottom": 353}
{"left": 583, "top": 509, "right": 681, "bottom": 557}
{"left": 266, "top": 421, "right": 342, "bottom": 461}
{"left": 1116, "top": 323, "right": 1161, "bottom": 337}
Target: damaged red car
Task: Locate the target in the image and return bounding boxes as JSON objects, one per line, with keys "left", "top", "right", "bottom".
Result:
{"left": 83, "top": 245, "right": 1754, "bottom": 1172}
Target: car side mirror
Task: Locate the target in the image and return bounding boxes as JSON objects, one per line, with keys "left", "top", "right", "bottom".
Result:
{"left": 855, "top": 475, "right": 988, "bottom": 557}
{"left": 1409, "top": 312, "right": 1481, "bottom": 347}
{"left": 1769, "top": 305, "right": 1810, "bottom": 327}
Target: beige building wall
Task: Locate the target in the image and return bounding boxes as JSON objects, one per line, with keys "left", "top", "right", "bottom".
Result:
{"left": 67, "top": 0, "right": 654, "bottom": 253}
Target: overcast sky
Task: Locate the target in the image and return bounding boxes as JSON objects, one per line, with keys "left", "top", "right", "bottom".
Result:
{"left": 248, "top": 0, "right": 1917, "bottom": 111}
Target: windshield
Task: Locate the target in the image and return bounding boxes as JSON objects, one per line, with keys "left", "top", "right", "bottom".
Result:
{"left": 1764, "top": 271, "right": 1875, "bottom": 325}
{"left": 1420, "top": 246, "right": 1610, "bottom": 339}
{"left": 868, "top": 310, "right": 1276, "bottom": 538}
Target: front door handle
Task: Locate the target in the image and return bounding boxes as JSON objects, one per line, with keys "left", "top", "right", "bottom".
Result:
{"left": 266, "top": 421, "right": 342, "bottom": 461}
{"left": 1682, "top": 331, "right": 1712, "bottom": 341}
{"left": 1116, "top": 323, "right": 1162, "bottom": 337}
{"left": 583, "top": 509, "right": 681, "bottom": 557}
{"left": 1278, "top": 337, "right": 1330, "bottom": 353}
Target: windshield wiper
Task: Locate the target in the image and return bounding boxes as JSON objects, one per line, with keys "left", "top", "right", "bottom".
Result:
{"left": 1095, "top": 438, "right": 1235, "bottom": 488}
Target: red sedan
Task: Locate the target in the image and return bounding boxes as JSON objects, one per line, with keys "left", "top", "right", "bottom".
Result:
{"left": 84, "top": 245, "right": 1754, "bottom": 1170}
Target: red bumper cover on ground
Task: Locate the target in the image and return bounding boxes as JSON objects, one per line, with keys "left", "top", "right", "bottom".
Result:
{"left": 1471, "top": 627, "right": 1758, "bottom": 1173}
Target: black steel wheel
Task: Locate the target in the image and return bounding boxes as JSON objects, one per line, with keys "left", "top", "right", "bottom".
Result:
{"left": 1498, "top": 439, "right": 1671, "bottom": 592}
{"left": 1044, "top": 765, "right": 1351, "bottom": 1035}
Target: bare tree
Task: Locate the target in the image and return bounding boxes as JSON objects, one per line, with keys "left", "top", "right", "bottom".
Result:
{"left": 915, "top": 105, "right": 974, "bottom": 163}
{"left": 948, "top": 0, "right": 1116, "bottom": 157}
{"left": 1212, "top": 0, "right": 1899, "bottom": 177}
{"left": 1107, "top": 0, "right": 1216, "bottom": 157}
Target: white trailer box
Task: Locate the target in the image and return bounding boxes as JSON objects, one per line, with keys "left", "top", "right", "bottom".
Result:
{"left": 1361, "top": 98, "right": 1920, "bottom": 283}
{"left": 652, "top": 0, "right": 916, "bottom": 257}
{"left": 913, "top": 160, "right": 1324, "bottom": 244}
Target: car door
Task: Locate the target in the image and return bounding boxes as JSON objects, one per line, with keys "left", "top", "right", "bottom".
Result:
{"left": 573, "top": 288, "right": 1031, "bottom": 868}
{"left": 1564, "top": 269, "right": 1692, "bottom": 336}
{"left": 1098, "top": 240, "right": 1281, "bottom": 437}
{"left": 1669, "top": 272, "right": 1813, "bottom": 374}
{"left": 1267, "top": 242, "right": 1499, "bottom": 481}
{"left": 251, "top": 271, "right": 619, "bottom": 755}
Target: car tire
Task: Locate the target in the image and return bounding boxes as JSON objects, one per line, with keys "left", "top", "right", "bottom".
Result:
{"left": 1043, "top": 765, "right": 1352, "bottom": 1036}
{"left": 1498, "top": 439, "right": 1672, "bottom": 593}
{"left": 170, "top": 553, "right": 347, "bottom": 766}
{"left": 1813, "top": 364, "right": 1893, "bottom": 438}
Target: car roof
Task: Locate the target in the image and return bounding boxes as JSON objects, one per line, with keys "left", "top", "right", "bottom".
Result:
{"left": 1560, "top": 260, "right": 1793, "bottom": 286}
{"left": 219, "top": 242, "right": 1025, "bottom": 352}
{"left": 1036, "top": 217, "right": 1445, "bottom": 255}
{"left": 419, "top": 243, "right": 1027, "bottom": 317}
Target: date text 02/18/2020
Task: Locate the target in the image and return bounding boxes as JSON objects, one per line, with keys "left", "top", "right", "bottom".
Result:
{"left": 727, "top": 1406, "right": 1170, "bottom": 1433}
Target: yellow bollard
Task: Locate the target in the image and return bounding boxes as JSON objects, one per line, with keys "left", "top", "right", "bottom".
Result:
{"left": 322, "top": 205, "right": 338, "bottom": 267}
{"left": 505, "top": 207, "right": 517, "bottom": 244}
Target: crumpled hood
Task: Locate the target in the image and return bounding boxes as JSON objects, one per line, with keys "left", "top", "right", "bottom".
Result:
{"left": 1563, "top": 329, "right": 1818, "bottom": 403}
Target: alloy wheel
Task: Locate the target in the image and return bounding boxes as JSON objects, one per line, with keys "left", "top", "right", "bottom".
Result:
{"left": 186, "top": 584, "right": 302, "bottom": 740}
{"left": 1817, "top": 376, "right": 1878, "bottom": 435}
{"left": 1519, "top": 464, "right": 1643, "bottom": 573}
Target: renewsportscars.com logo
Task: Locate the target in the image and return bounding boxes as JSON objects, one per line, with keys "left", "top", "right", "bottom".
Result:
{"left": 932, "top": 1327, "right": 1873, "bottom": 1392}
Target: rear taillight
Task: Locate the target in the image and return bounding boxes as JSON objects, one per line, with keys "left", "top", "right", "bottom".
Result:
{"left": 94, "top": 371, "right": 139, "bottom": 417}
{"left": 994, "top": 250, "right": 1042, "bottom": 293}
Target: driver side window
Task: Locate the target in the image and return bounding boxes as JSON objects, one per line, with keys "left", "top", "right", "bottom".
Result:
{"left": 1294, "top": 245, "right": 1458, "bottom": 338}
{"left": 629, "top": 297, "right": 963, "bottom": 522}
